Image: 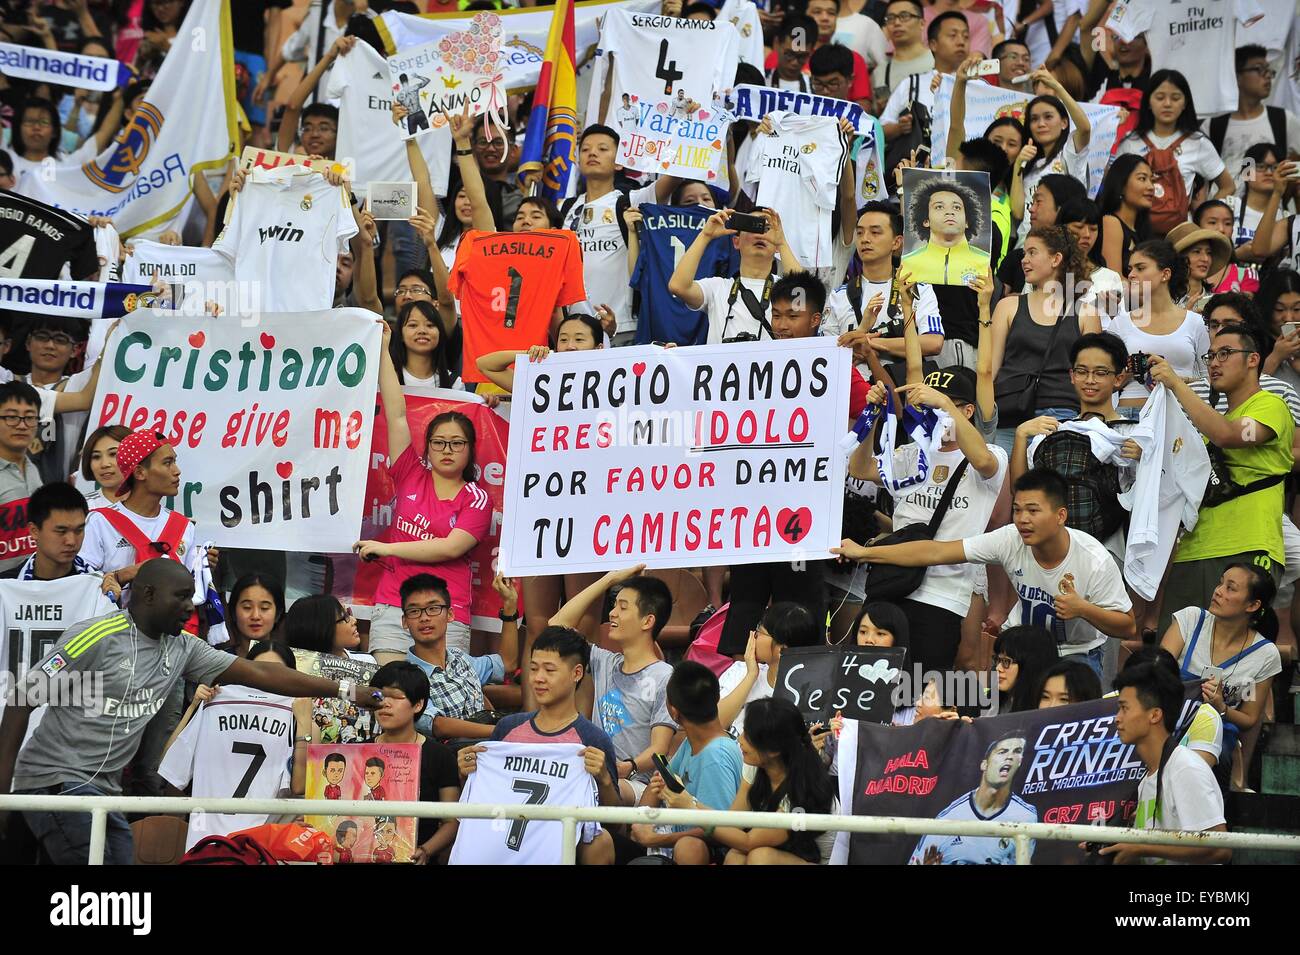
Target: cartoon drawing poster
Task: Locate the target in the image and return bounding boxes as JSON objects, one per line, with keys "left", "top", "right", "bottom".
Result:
{"left": 306, "top": 742, "right": 421, "bottom": 863}
{"left": 386, "top": 12, "right": 508, "bottom": 142}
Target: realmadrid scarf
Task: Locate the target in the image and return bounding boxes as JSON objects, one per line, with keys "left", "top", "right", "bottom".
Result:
{"left": 0, "top": 279, "right": 164, "bottom": 319}
{"left": 16, "top": 554, "right": 93, "bottom": 581}
{"left": 840, "top": 388, "right": 952, "bottom": 492}
{"left": 0, "top": 43, "right": 133, "bottom": 92}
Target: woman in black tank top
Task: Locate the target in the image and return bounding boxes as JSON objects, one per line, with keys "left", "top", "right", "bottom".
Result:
{"left": 991, "top": 226, "right": 1102, "bottom": 449}
{"left": 1098, "top": 154, "right": 1153, "bottom": 274}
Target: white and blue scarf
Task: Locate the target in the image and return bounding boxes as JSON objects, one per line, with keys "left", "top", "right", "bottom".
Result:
{"left": 841, "top": 388, "right": 952, "bottom": 492}
{"left": 0, "top": 279, "right": 163, "bottom": 319}
{"left": 0, "top": 43, "right": 133, "bottom": 92}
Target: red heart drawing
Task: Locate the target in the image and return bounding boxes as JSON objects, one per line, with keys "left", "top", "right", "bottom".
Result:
{"left": 776, "top": 507, "right": 812, "bottom": 545}
{"left": 711, "top": 139, "right": 723, "bottom": 150}
{"left": 630, "top": 94, "right": 638, "bottom": 103}
{"left": 187, "top": 331, "right": 205, "bottom": 348}
{"left": 661, "top": 161, "right": 670, "bottom": 170}
{"left": 260, "top": 332, "right": 276, "bottom": 349}
{"left": 698, "top": 110, "right": 711, "bottom": 121}
{"left": 632, "top": 361, "right": 647, "bottom": 377}
{"left": 706, "top": 170, "right": 717, "bottom": 180}
{"left": 276, "top": 462, "right": 293, "bottom": 480}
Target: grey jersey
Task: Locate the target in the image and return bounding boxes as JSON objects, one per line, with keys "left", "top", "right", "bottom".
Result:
{"left": 13, "top": 611, "right": 235, "bottom": 794}
{"left": 589, "top": 647, "right": 677, "bottom": 781}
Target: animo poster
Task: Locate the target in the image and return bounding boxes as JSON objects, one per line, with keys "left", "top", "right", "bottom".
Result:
{"left": 305, "top": 742, "right": 420, "bottom": 863}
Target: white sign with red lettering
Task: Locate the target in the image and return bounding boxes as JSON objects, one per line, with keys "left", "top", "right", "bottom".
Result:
{"left": 500, "top": 339, "right": 851, "bottom": 575}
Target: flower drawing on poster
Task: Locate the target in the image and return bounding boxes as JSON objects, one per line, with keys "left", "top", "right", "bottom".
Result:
{"left": 388, "top": 12, "right": 508, "bottom": 141}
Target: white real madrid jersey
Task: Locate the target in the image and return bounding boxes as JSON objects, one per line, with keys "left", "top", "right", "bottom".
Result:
{"left": 213, "top": 167, "right": 358, "bottom": 313}
{"left": 448, "top": 742, "right": 598, "bottom": 865}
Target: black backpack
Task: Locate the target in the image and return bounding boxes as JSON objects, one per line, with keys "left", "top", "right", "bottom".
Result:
{"left": 1032, "top": 429, "right": 1126, "bottom": 540}
{"left": 1208, "top": 108, "right": 1288, "bottom": 169}
{"left": 883, "top": 74, "right": 931, "bottom": 196}
{"left": 560, "top": 191, "right": 631, "bottom": 245}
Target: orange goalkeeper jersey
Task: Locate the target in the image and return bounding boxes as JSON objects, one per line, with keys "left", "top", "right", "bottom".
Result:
{"left": 449, "top": 229, "right": 587, "bottom": 382}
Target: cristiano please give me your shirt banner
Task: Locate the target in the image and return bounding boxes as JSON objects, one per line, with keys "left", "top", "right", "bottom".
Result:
{"left": 834, "top": 693, "right": 1200, "bottom": 865}
{"left": 88, "top": 310, "right": 381, "bottom": 552}
{"left": 500, "top": 339, "right": 851, "bottom": 576}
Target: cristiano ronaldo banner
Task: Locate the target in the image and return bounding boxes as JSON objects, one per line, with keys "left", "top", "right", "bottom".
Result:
{"left": 834, "top": 694, "right": 1200, "bottom": 865}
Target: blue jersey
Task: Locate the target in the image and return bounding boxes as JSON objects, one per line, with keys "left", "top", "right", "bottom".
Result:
{"left": 631, "top": 203, "right": 738, "bottom": 345}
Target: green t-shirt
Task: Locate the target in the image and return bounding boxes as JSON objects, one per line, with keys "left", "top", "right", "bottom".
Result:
{"left": 1176, "top": 389, "right": 1294, "bottom": 564}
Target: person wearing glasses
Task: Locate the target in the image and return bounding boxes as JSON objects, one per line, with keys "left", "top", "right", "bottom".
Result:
{"left": 18, "top": 317, "right": 93, "bottom": 485}
{"left": 1149, "top": 323, "right": 1295, "bottom": 632}
{"left": 8, "top": 95, "right": 121, "bottom": 193}
{"left": 354, "top": 326, "right": 491, "bottom": 662}
{"left": 0, "top": 382, "right": 49, "bottom": 574}
{"left": 1204, "top": 45, "right": 1300, "bottom": 185}
{"left": 400, "top": 573, "right": 505, "bottom": 741}
{"left": 876, "top": 0, "right": 933, "bottom": 102}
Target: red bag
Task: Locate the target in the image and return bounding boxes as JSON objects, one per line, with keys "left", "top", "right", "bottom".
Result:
{"left": 228, "top": 823, "right": 336, "bottom": 863}
{"left": 1141, "top": 133, "right": 1191, "bottom": 235}
{"left": 179, "top": 833, "right": 279, "bottom": 865}
{"left": 683, "top": 602, "right": 734, "bottom": 678}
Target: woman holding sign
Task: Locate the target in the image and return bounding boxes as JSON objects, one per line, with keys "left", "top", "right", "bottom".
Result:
{"left": 355, "top": 325, "right": 492, "bottom": 663}
{"left": 476, "top": 314, "right": 609, "bottom": 643}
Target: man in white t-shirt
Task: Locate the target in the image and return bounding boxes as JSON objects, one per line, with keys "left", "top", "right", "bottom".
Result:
{"left": 669, "top": 206, "right": 806, "bottom": 344}
{"left": 835, "top": 468, "right": 1136, "bottom": 676}
{"left": 1100, "top": 659, "right": 1230, "bottom": 864}
{"left": 881, "top": 10, "right": 969, "bottom": 142}
{"left": 561, "top": 124, "right": 677, "bottom": 345}
{"left": 1204, "top": 44, "right": 1300, "bottom": 180}
{"left": 848, "top": 367, "right": 1007, "bottom": 674}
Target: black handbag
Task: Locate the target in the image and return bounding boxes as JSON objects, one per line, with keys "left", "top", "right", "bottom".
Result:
{"left": 995, "top": 307, "right": 1067, "bottom": 427}
{"left": 865, "top": 459, "right": 971, "bottom": 602}
{"left": 1202, "top": 395, "right": 1286, "bottom": 507}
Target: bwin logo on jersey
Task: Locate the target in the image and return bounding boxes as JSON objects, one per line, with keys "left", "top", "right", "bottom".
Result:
{"left": 257, "top": 221, "right": 306, "bottom": 244}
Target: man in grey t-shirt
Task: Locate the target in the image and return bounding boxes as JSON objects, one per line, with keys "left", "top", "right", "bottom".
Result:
{"left": 0, "top": 559, "right": 382, "bottom": 864}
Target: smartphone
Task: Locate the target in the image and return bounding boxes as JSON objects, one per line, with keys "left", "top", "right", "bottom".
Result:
{"left": 1283, "top": 322, "right": 1300, "bottom": 337}
{"left": 1203, "top": 666, "right": 1226, "bottom": 683}
{"left": 729, "top": 211, "right": 770, "bottom": 234}
{"left": 967, "top": 58, "right": 999, "bottom": 78}
{"left": 652, "top": 753, "right": 685, "bottom": 793}
{"left": 1286, "top": 165, "right": 1300, "bottom": 181}
{"left": 1010, "top": 73, "right": 1033, "bottom": 84}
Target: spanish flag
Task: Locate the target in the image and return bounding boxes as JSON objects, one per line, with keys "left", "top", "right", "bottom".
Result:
{"left": 517, "top": 0, "right": 578, "bottom": 201}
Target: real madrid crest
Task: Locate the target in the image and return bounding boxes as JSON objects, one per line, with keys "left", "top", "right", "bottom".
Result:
{"left": 1058, "top": 573, "right": 1075, "bottom": 595}
{"left": 301, "top": 193, "right": 314, "bottom": 211}
{"left": 1172, "top": 437, "right": 1183, "bottom": 454}
{"left": 801, "top": 142, "right": 817, "bottom": 154}
{"left": 602, "top": 207, "right": 615, "bottom": 224}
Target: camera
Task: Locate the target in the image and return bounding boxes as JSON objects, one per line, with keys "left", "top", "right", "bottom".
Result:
{"left": 1126, "top": 351, "right": 1153, "bottom": 387}
{"left": 722, "top": 332, "right": 759, "bottom": 343}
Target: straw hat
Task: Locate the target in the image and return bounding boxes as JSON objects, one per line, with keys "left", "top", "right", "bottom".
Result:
{"left": 1166, "top": 222, "right": 1232, "bottom": 277}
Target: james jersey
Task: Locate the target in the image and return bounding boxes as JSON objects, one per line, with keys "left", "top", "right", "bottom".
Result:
{"left": 744, "top": 111, "right": 850, "bottom": 269}
{"left": 212, "top": 167, "right": 357, "bottom": 313}
{"left": 631, "top": 203, "right": 737, "bottom": 345}
{"left": 158, "top": 684, "right": 295, "bottom": 850}
{"left": 908, "top": 790, "right": 1038, "bottom": 864}
{"left": 0, "top": 575, "right": 114, "bottom": 724}
{"left": 449, "top": 230, "right": 586, "bottom": 383}
{"left": 448, "top": 742, "right": 598, "bottom": 865}
{"left": 0, "top": 188, "right": 98, "bottom": 280}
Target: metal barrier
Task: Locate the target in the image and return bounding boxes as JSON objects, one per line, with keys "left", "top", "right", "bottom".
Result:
{"left": 3, "top": 793, "right": 1300, "bottom": 864}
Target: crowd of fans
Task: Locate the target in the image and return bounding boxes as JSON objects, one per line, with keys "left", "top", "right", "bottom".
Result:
{"left": 0, "top": 0, "right": 1296, "bottom": 866}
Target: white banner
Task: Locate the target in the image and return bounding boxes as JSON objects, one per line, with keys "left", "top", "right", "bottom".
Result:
{"left": 500, "top": 340, "right": 852, "bottom": 576}
{"left": 88, "top": 310, "right": 381, "bottom": 552}
{"left": 387, "top": 37, "right": 507, "bottom": 140}
{"left": 929, "top": 75, "right": 1121, "bottom": 198}
{"left": 377, "top": 0, "right": 661, "bottom": 91}
{"left": 21, "top": 0, "right": 236, "bottom": 236}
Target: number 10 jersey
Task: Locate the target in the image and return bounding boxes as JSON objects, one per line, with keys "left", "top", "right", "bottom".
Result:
{"left": 450, "top": 229, "right": 587, "bottom": 383}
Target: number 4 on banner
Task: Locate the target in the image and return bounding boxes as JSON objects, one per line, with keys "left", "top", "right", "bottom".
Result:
{"left": 655, "top": 38, "right": 683, "bottom": 95}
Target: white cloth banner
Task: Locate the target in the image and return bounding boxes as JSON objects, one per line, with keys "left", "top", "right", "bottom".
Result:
{"left": 378, "top": 0, "right": 660, "bottom": 91}
{"left": 585, "top": 9, "right": 739, "bottom": 180}
{"left": 88, "top": 310, "right": 381, "bottom": 552}
{"left": 929, "top": 75, "right": 1121, "bottom": 198}
{"left": 20, "top": 0, "right": 236, "bottom": 236}
{"left": 500, "top": 339, "right": 851, "bottom": 575}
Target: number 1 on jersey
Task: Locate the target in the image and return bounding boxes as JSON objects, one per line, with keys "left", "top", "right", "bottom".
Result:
{"left": 503, "top": 266, "right": 523, "bottom": 329}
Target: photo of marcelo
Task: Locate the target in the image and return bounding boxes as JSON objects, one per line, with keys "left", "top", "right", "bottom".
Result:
{"left": 908, "top": 731, "right": 1038, "bottom": 864}
{"left": 900, "top": 167, "right": 992, "bottom": 286}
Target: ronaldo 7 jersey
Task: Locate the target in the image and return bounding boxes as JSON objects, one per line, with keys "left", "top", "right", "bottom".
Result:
{"left": 448, "top": 742, "right": 598, "bottom": 865}
{"left": 449, "top": 229, "right": 586, "bottom": 383}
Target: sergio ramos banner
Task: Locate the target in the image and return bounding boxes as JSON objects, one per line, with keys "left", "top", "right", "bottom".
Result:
{"left": 88, "top": 310, "right": 380, "bottom": 552}
{"left": 500, "top": 339, "right": 851, "bottom": 576}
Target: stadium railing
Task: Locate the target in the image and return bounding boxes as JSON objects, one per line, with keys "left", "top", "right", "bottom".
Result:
{"left": 3, "top": 793, "right": 1300, "bottom": 864}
